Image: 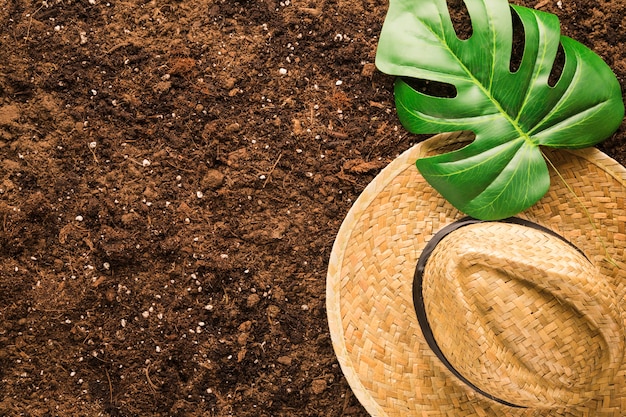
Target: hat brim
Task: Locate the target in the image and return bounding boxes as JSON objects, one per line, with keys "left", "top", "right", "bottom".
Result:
{"left": 326, "top": 131, "right": 626, "bottom": 416}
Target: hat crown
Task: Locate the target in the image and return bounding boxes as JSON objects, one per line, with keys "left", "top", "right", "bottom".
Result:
{"left": 423, "top": 222, "right": 624, "bottom": 408}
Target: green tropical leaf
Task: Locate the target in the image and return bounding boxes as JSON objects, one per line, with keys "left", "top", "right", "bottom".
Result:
{"left": 375, "top": 0, "right": 624, "bottom": 220}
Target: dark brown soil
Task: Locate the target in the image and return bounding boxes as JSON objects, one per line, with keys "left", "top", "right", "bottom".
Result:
{"left": 1, "top": 0, "right": 625, "bottom": 416}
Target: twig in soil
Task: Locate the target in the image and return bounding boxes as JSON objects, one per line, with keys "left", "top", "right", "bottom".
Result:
{"left": 337, "top": 172, "right": 358, "bottom": 185}
{"left": 327, "top": 130, "right": 349, "bottom": 139}
{"left": 263, "top": 153, "right": 283, "bottom": 188}
{"left": 88, "top": 144, "right": 99, "bottom": 164}
{"left": 341, "top": 388, "right": 353, "bottom": 415}
{"left": 326, "top": 140, "right": 352, "bottom": 148}
{"left": 145, "top": 364, "right": 158, "bottom": 392}
{"left": 299, "top": 7, "right": 322, "bottom": 17}
{"left": 24, "top": 4, "right": 46, "bottom": 43}
{"left": 299, "top": 0, "right": 325, "bottom": 16}
{"left": 106, "top": 42, "right": 134, "bottom": 54}
{"left": 105, "top": 368, "right": 114, "bottom": 406}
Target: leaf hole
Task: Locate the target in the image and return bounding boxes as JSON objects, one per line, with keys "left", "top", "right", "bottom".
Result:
{"left": 548, "top": 42, "right": 566, "bottom": 87}
{"left": 401, "top": 77, "right": 458, "bottom": 99}
{"left": 509, "top": 8, "right": 525, "bottom": 73}
{"left": 447, "top": 0, "right": 473, "bottom": 40}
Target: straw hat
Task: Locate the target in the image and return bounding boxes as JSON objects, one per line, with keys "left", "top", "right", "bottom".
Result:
{"left": 327, "top": 131, "right": 626, "bottom": 416}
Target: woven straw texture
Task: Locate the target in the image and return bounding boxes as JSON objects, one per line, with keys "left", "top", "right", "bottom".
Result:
{"left": 326, "top": 131, "right": 626, "bottom": 416}
{"left": 424, "top": 222, "right": 623, "bottom": 409}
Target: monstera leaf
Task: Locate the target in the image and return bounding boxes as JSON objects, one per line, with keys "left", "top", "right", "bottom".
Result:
{"left": 375, "top": 0, "right": 624, "bottom": 220}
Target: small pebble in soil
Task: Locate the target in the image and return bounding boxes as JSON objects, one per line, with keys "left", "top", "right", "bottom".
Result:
{"left": 279, "top": 68, "right": 288, "bottom": 75}
{"left": 311, "top": 379, "right": 327, "bottom": 394}
{"left": 75, "top": 215, "right": 84, "bottom": 222}
{"left": 277, "top": 356, "right": 292, "bottom": 366}
{"left": 247, "top": 293, "right": 261, "bottom": 308}
{"left": 201, "top": 170, "right": 224, "bottom": 189}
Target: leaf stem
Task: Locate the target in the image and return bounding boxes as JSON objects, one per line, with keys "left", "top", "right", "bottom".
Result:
{"left": 542, "top": 150, "right": 617, "bottom": 267}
